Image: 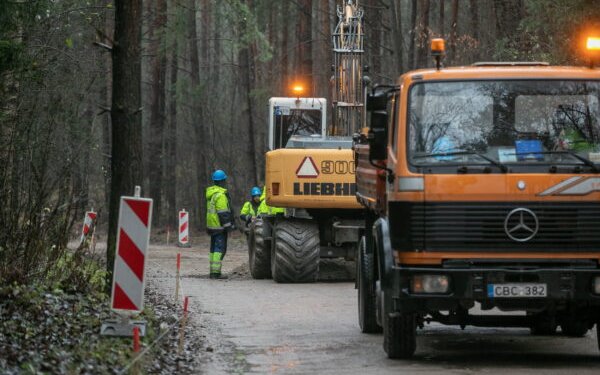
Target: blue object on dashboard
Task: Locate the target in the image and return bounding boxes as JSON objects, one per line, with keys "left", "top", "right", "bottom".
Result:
{"left": 515, "top": 140, "right": 543, "bottom": 161}
{"left": 432, "top": 136, "right": 457, "bottom": 161}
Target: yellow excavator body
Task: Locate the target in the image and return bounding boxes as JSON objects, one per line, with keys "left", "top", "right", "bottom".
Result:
{"left": 265, "top": 148, "right": 361, "bottom": 210}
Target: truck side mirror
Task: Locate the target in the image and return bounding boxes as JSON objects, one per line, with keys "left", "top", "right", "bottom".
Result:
{"left": 366, "top": 91, "right": 389, "bottom": 161}
{"left": 368, "top": 111, "right": 388, "bottom": 161}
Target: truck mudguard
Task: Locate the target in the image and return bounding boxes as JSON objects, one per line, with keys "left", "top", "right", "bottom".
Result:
{"left": 373, "top": 218, "right": 394, "bottom": 289}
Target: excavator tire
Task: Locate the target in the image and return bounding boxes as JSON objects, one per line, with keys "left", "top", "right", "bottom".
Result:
{"left": 248, "top": 218, "right": 272, "bottom": 279}
{"left": 358, "top": 236, "right": 382, "bottom": 333}
{"left": 271, "top": 219, "right": 319, "bottom": 283}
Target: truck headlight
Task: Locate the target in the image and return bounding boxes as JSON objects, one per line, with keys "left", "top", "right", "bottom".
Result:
{"left": 593, "top": 276, "right": 600, "bottom": 294}
{"left": 411, "top": 275, "right": 450, "bottom": 294}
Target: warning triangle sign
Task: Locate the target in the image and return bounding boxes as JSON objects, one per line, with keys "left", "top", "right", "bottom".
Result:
{"left": 296, "top": 156, "right": 319, "bottom": 178}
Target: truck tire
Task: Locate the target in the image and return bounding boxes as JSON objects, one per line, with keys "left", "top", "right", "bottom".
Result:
{"left": 561, "top": 318, "right": 589, "bottom": 337}
{"left": 529, "top": 313, "right": 557, "bottom": 335}
{"left": 596, "top": 323, "right": 600, "bottom": 352}
{"left": 248, "top": 218, "right": 272, "bottom": 279}
{"left": 271, "top": 219, "right": 319, "bottom": 283}
{"left": 383, "top": 312, "right": 417, "bottom": 359}
{"left": 358, "top": 236, "right": 382, "bottom": 333}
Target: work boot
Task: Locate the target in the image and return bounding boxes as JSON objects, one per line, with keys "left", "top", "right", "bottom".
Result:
{"left": 209, "top": 273, "right": 228, "bottom": 280}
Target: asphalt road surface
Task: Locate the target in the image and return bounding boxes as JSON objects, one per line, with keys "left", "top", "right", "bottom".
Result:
{"left": 148, "top": 234, "right": 600, "bottom": 374}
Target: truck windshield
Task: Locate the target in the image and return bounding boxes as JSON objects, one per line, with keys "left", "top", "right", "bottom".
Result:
{"left": 273, "top": 109, "right": 322, "bottom": 149}
{"left": 408, "top": 80, "right": 600, "bottom": 172}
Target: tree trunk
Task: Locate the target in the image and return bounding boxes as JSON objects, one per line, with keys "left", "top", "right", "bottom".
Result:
{"left": 449, "top": 0, "right": 459, "bottom": 63}
{"left": 107, "top": 0, "right": 144, "bottom": 285}
{"left": 390, "top": 0, "right": 404, "bottom": 74}
{"left": 296, "top": 0, "right": 313, "bottom": 94}
{"left": 439, "top": 0, "right": 445, "bottom": 36}
{"left": 281, "top": 0, "right": 289, "bottom": 94}
{"left": 148, "top": 0, "right": 168, "bottom": 227}
{"left": 416, "top": 0, "right": 431, "bottom": 68}
{"left": 368, "top": 0, "right": 382, "bottom": 76}
{"left": 241, "top": 0, "right": 259, "bottom": 184}
{"left": 469, "top": 0, "right": 479, "bottom": 41}
{"left": 189, "top": 0, "right": 208, "bottom": 228}
{"left": 409, "top": 0, "right": 418, "bottom": 69}
{"left": 494, "top": 0, "right": 524, "bottom": 41}
{"left": 102, "top": 4, "right": 113, "bottom": 218}
{"left": 313, "top": 0, "right": 331, "bottom": 98}
{"left": 165, "top": 0, "right": 178, "bottom": 231}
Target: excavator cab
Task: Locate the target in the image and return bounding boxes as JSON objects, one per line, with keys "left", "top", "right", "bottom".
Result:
{"left": 268, "top": 97, "right": 327, "bottom": 150}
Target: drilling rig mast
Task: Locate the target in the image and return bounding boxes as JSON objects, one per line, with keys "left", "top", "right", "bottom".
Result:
{"left": 332, "top": 0, "right": 365, "bottom": 136}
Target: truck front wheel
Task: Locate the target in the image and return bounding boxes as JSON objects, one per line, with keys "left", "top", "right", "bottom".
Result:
{"left": 383, "top": 312, "right": 417, "bottom": 359}
{"left": 529, "top": 312, "right": 557, "bottom": 335}
{"left": 561, "top": 318, "right": 589, "bottom": 337}
{"left": 597, "top": 323, "right": 600, "bottom": 352}
{"left": 358, "top": 236, "right": 382, "bottom": 333}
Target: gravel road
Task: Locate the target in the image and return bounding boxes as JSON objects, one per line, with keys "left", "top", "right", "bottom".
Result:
{"left": 147, "top": 234, "right": 600, "bottom": 374}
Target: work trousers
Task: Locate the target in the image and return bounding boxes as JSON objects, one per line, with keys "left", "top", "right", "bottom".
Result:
{"left": 209, "top": 232, "right": 228, "bottom": 275}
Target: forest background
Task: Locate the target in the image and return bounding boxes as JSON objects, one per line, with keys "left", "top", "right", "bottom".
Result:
{"left": 1, "top": 0, "right": 599, "bottom": 284}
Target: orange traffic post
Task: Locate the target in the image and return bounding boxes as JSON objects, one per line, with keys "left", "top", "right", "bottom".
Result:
{"left": 178, "top": 296, "right": 189, "bottom": 355}
{"left": 132, "top": 326, "right": 141, "bottom": 375}
{"left": 174, "top": 253, "right": 181, "bottom": 302}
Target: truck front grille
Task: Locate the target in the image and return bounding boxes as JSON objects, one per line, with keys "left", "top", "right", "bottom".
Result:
{"left": 389, "top": 202, "right": 600, "bottom": 252}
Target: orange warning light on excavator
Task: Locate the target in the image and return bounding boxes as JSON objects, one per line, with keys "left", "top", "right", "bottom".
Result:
{"left": 587, "top": 37, "right": 600, "bottom": 51}
{"left": 292, "top": 84, "right": 305, "bottom": 95}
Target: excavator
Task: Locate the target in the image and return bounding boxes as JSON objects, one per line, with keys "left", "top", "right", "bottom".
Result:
{"left": 247, "top": 0, "right": 366, "bottom": 282}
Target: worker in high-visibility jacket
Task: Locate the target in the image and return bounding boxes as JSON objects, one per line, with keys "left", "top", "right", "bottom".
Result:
{"left": 240, "top": 186, "right": 262, "bottom": 227}
{"left": 257, "top": 188, "right": 285, "bottom": 216}
{"left": 206, "top": 169, "right": 235, "bottom": 279}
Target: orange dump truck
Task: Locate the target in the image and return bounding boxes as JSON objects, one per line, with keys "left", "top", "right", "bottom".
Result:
{"left": 355, "top": 39, "right": 600, "bottom": 358}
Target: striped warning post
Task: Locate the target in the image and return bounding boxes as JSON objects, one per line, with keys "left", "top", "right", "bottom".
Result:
{"left": 110, "top": 196, "right": 153, "bottom": 313}
{"left": 178, "top": 209, "right": 190, "bottom": 247}
{"left": 79, "top": 210, "right": 97, "bottom": 246}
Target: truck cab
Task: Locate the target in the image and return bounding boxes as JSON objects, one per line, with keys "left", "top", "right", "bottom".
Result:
{"left": 355, "top": 41, "right": 600, "bottom": 358}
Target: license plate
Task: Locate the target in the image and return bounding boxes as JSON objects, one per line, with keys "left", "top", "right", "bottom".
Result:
{"left": 487, "top": 283, "right": 547, "bottom": 298}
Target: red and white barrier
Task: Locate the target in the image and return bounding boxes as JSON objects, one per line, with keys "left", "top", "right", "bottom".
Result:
{"left": 178, "top": 209, "right": 190, "bottom": 247}
{"left": 79, "top": 209, "right": 97, "bottom": 246}
{"left": 110, "top": 192, "right": 153, "bottom": 314}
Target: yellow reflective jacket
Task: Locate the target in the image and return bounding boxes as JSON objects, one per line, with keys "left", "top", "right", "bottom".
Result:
{"left": 206, "top": 185, "right": 232, "bottom": 233}
{"left": 257, "top": 189, "right": 285, "bottom": 216}
{"left": 240, "top": 201, "right": 259, "bottom": 221}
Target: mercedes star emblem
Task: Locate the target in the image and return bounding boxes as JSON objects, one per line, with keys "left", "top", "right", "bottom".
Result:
{"left": 504, "top": 208, "right": 539, "bottom": 242}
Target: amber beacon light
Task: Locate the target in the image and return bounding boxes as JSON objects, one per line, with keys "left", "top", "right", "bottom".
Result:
{"left": 587, "top": 37, "right": 600, "bottom": 51}
{"left": 587, "top": 36, "right": 600, "bottom": 68}
{"left": 292, "top": 84, "right": 305, "bottom": 97}
{"left": 431, "top": 38, "right": 446, "bottom": 70}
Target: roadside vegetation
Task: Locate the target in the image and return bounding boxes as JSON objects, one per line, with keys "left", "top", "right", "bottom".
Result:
{"left": 0, "top": 248, "right": 134, "bottom": 373}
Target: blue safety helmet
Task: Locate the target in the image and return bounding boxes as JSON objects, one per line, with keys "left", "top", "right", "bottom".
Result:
{"left": 250, "top": 187, "right": 261, "bottom": 197}
{"left": 212, "top": 169, "right": 227, "bottom": 181}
